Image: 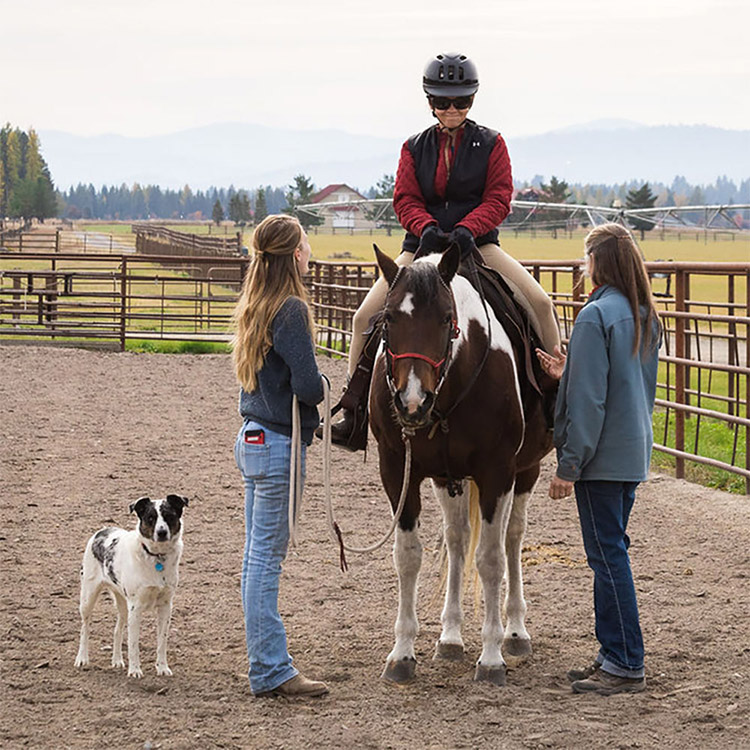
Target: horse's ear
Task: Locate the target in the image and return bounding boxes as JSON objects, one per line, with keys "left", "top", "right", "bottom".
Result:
{"left": 438, "top": 243, "right": 461, "bottom": 284}
{"left": 374, "top": 244, "right": 399, "bottom": 286}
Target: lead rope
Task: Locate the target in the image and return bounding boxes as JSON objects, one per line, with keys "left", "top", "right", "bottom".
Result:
{"left": 288, "top": 393, "right": 303, "bottom": 549}
{"left": 321, "top": 376, "right": 412, "bottom": 572}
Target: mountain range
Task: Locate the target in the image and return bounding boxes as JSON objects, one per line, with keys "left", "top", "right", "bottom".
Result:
{"left": 40, "top": 120, "right": 750, "bottom": 193}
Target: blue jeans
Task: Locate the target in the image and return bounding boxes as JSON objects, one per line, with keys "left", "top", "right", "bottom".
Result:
{"left": 234, "top": 420, "right": 306, "bottom": 694}
{"left": 575, "top": 480, "right": 644, "bottom": 679}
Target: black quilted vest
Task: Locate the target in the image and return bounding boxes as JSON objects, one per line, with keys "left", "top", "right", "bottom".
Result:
{"left": 402, "top": 119, "right": 500, "bottom": 253}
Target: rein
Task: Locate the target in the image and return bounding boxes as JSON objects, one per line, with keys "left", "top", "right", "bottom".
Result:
{"left": 290, "top": 378, "right": 414, "bottom": 571}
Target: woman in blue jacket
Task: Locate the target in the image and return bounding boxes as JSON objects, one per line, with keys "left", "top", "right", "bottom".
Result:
{"left": 232, "top": 214, "right": 328, "bottom": 698}
{"left": 537, "top": 222, "right": 661, "bottom": 696}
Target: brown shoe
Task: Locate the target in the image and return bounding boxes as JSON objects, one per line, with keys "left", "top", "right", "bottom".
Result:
{"left": 257, "top": 673, "right": 329, "bottom": 698}
{"left": 567, "top": 661, "right": 601, "bottom": 683}
{"left": 571, "top": 669, "right": 645, "bottom": 695}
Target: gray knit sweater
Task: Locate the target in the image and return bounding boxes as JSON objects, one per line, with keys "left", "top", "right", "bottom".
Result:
{"left": 238, "top": 297, "right": 323, "bottom": 444}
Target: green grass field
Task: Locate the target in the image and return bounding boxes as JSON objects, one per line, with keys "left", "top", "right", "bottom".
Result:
{"left": 299, "top": 229, "right": 750, "bottom": 264}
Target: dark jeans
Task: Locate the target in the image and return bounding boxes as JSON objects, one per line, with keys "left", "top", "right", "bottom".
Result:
{"left": 575, "top": 480, "right": 645, "bottom": 679}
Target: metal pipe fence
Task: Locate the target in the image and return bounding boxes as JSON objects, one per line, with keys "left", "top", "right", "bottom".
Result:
{"left": 0, "top": 251, "right": 747, "bottom": 491}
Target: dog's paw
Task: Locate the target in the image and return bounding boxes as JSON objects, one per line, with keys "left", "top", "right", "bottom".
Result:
{"left": 156, "top": 664, "right": 173, "bottom": 677}
{"left": 74, "top": 656, "right": 89, "bottom": 669}
{"left": 128, "top": 666, "right": 144, "bottom": 678}
{"left": 111, "top": 658, "right": 125, "bottom": 669}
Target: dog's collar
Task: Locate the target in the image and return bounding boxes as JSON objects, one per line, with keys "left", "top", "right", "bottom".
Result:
{"left": 142, "top": 543, "right": 166, "bottom": 572}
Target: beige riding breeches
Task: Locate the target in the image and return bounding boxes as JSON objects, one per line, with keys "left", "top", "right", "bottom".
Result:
{"left": 347, "top": 243, "right": 562, "bottom": 376}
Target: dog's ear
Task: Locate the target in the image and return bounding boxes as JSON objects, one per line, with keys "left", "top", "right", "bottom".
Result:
{"left": 165, "top": 494, "right": 188, "bottom": 514}
{"left": 129, "top": 496, "right": 151, "bottom": 517}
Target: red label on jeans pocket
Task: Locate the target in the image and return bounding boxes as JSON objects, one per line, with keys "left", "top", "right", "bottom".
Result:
{"left": 244, "top": 429, "right": 265, "bottom": 445}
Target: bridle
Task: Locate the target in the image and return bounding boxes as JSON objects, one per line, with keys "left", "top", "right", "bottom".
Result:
{"left": 382, "top": 267, "right": 460, "bottom": 406}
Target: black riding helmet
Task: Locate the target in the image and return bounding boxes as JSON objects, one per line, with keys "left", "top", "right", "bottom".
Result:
{"left": 422, "top": 53, "right": 479, "bottom": 97}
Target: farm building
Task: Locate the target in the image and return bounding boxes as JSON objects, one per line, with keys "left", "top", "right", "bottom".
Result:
{"left": 309, "top": 184, "right": 376, "bottom": 231}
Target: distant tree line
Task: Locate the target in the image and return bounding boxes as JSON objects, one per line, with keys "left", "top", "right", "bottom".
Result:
{"left": 516, "top": 174, "right": 750, "bottom": 211}
{"left": 0, "top": 124, "right": 58, "bottom": 224}
{"left": 510, "top": 174, "right": 750, "bottom": 235}
{"left": 9, "top": 127, "right": 749, "bottom": 226}
{"left": 58, "top": 184, "right": 288, "bottom": 222}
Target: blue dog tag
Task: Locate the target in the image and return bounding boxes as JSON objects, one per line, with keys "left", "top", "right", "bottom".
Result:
{"left": 155, "top": 562, "right": 164, "bottom": 572}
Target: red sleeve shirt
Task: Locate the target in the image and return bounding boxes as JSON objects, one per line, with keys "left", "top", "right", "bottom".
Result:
{"left": 393, "top": 128, "right": 513, "bottom": 239}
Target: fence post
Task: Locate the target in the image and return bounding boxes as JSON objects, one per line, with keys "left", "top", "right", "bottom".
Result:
{"left": 55, "top": 230, "right": 60, "bottom": 253}
{"left": 674, "top": 269, "right": 686, "bottom": 479}
{"left": 120, "top": 256, "right": 128, "bottom": 352}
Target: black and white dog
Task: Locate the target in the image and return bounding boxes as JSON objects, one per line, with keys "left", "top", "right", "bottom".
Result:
{"left": 74, "top": 494, "right": 188, "bottom": 678}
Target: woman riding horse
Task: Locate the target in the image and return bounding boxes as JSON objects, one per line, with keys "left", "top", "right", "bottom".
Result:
{"left": 328, "top": 52, "right": 561, "bottom": 450}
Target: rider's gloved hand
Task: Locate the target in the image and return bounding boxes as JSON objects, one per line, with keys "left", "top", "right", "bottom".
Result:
{"left": 449, "top": 226, "right": 477, "bottom": 259}
{"left": 415, "top": 225, "right": 448, "bottom": 259}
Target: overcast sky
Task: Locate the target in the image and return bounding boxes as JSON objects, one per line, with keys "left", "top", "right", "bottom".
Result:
{"left": 4, "top": 0, "right": 748, "bottom": 139}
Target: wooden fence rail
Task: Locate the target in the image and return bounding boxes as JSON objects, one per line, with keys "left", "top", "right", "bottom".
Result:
{"left": 0, "top": 252, "right": 747, "bottom": 491}
{"left": 132, "top": 224, "right": 242, "bottom": 256}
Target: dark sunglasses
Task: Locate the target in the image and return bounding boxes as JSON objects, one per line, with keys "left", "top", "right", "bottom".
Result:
{"left": 429, "top": 95, "right": 473, "bottom": 111}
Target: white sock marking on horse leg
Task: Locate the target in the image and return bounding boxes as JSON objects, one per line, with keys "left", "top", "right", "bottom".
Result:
{"left": 475, "top": 489, "right": 514, "bottom": 668}
{"left": 504, "top": 489, "right": 533, "bottom": 643}
{"left": 387, "top": 527, "right": 422, "bottom": 664}
{"left": 433, "top": 480, "right": 469, "bottom": 647}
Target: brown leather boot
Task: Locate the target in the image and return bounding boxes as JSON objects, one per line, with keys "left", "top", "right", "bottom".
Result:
{"left": 327, "top": 406, "right": 368, "bottom": 452}
{"left": 256, "top": 673, "right": 329, "bottom": 698}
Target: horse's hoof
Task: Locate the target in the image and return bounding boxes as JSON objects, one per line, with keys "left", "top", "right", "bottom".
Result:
{"left": 382, "top": 656, "right": 416, "bottom": 683}
{"left": 503, "top": 636, "right": 532, "bottom": 657}
{"left": 433, "top": 641, "right": 465, "bottom": 661}
{"left": 474, "top": 663, "right": 507, "bottom": 686}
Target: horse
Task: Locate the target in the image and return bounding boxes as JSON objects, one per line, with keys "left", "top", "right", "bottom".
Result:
{"left": 368, "top": 243, "right": 553, "bottom": 686}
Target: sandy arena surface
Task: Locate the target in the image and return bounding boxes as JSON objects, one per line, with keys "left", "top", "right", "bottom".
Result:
{"left": 1, "top": 344, "right": 748, "bottom": 749}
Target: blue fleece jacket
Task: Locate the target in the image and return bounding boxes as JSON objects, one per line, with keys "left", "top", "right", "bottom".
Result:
{"left": 239, "top": 296, "right": 323, "bottom": 445}
{"left": 554, "top": 284, "right": 660, "bottom": 482}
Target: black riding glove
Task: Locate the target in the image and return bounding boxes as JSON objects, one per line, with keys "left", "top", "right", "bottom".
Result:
{"left": 449, "top": 226, "right": 477, "bottom": 259}
{"left": 415, "top": 225, "right": 448, "bottom": 259}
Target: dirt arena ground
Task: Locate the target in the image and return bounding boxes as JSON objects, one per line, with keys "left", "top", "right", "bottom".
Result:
{"left": 1, "top": 344, "right": 749, "bottom": 749}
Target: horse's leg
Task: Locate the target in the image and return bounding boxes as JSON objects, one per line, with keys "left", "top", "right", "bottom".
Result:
{"left": 474, "top": 485, "right": 515, "bottom": 686}
{"left": 503, "top": 466, "right": 539, "bottom": 657}
{"left": 381, "top": 465, "right": 423, "bottom": 684}
{"left": 432, "top": 479, "right": 469, "bottom": 661}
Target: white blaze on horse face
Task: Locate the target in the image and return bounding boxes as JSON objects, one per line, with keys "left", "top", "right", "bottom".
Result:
{"left": 403, "top": 368, "right": 425, "bottom": 415}
{"left": 398, "top": 292, "right": 415, "bottom": 316}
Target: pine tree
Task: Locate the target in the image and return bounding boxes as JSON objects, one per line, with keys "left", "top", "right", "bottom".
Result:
{"left": 25, "top": 129, "right": 44, "bottom": 182}
{"left": 626, "top": 183, "right": 658, "bottom": 239}
{"left": 254, "top": 187, "right": 268, "bottom": 224}
{"left": 212, "top": 199, "right": 224, "bottom": 225}
{"left": 364, "top": 173, "right": 398, "bottom": 235}
{"left": 539, "top": 175, "right": 571, "bottom": 236}
{"left": 284, "top": 174, "right": 323, "bottom": 229}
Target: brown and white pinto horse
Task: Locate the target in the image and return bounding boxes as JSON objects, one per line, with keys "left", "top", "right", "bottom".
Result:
{"left": 369, "top": 243, "right": 553, "bottom": 686}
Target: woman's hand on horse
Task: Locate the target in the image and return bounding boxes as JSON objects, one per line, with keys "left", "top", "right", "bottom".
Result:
{"left": 548, "top": 475, "right": 575, "bottom": 499}
{"left": 536, "top": 345, "right": 566, "bottom": 381}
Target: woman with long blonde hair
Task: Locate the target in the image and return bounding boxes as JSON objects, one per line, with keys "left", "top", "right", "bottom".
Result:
{"left": 232, "top": 214, "right": 327, "bottom": 698}
{"left": 537, "top": 223, "right": 661, "bottom": 696}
